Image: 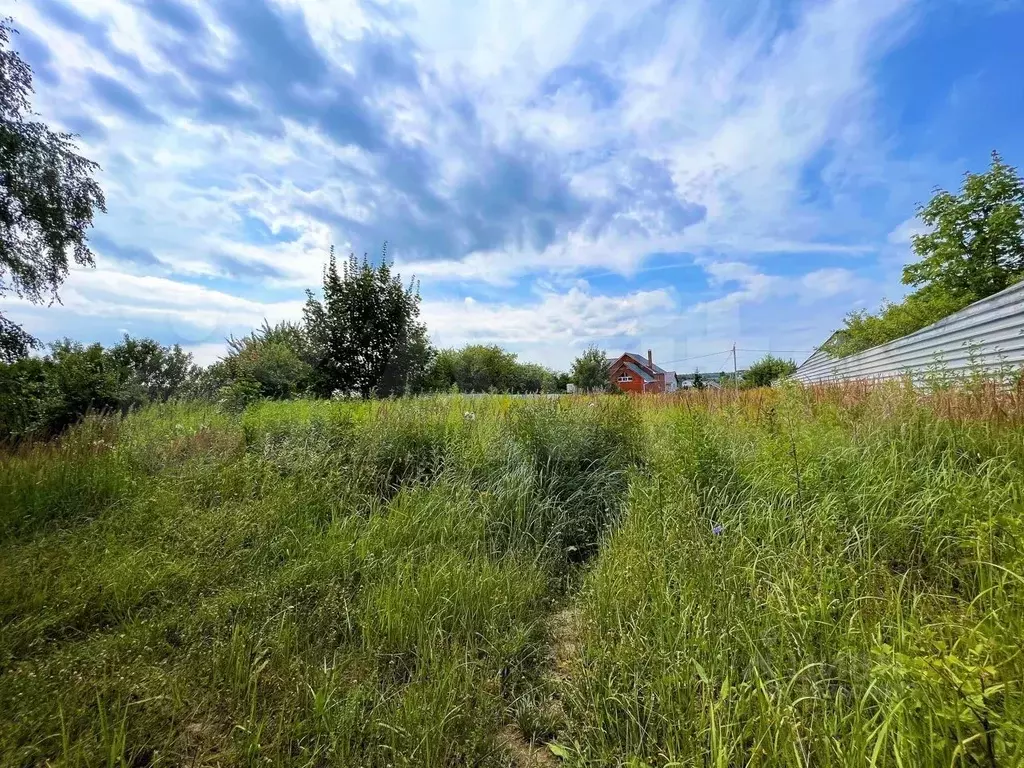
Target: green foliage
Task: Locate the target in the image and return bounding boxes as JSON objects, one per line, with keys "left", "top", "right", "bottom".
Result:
{"left": 0, "top": 391, "right": 1022, "bottom": 764}
{"left": 304, "top": 246, "right": 429, "bottom": 398}
{"left": 691, "top": 369, "right": 705, "bottom": 390}
{"left": 570, "top": 344, "right": 608, "bottom": 391}
{"left": 822, "top": 289, "right": 965, "bottom": 358}
{"left": 516, "top": 362, "right": 562, "bottom": 393}
{"left": 107, "top": 335, "right": 196, "bottom": 409}
{"left": 380, "top": 321, "right": 434, "bottom": 395}
{"left": 0, "top": 336, "right": 196, "bottom": 442}
{"left": 741, "top": 354, "right": 796, "bottom": 388}
{"left": 213, "top": 321, "right": 313, "bottom": 406}
{"left": 0, "top": 355, "right": 46, "bottom": 441}
{"left": 0, "top": 20, "right": 106, "bottom": 361}
{"left": 426, "top": 344, "right": 560, "bottom": 393}
{"left": 906, "top": 151, "right": 1024, "bottom": 300}
{"left": 41, "top": 341, "right": 121, "bottom": 433}
{"left": 827, "top": 152, "right": 1024, "bottom": 357}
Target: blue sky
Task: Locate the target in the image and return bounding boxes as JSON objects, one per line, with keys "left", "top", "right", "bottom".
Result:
{"left": 6, "top": 0, "right": 1024, "bottom": 372}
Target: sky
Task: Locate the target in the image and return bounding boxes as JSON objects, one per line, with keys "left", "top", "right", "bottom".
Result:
{"left": 5, "top": 0, "right": 1024, "bottom": 373}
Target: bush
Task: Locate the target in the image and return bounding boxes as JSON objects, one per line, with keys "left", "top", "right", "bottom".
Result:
{"left": 214, "top": 321, "right": 313, "bottom": 402}
{"left": 107, "top": 335, "right": 196, "bottom": 409}
{"left": 426, "top": 345, "right": 563, "bottom": 394}
{"left": 0, "top": 337, "right": 196, "bottom": 443}
{"left": 741, "top": 354, "right": 797, "bottom": 388}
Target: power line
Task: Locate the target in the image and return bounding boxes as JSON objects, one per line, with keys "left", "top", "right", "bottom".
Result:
{"left": 655, "top": 348, "right": 815, "bottom": 372}
{"left": 656, "top": 348, "right": 815, "bottom": 370}
{"left": 737, "top": 348, "right": 815, "bottom": 354}
{"left": 716, "top": 350, "right": 735, "bottom": 372}
{"left": 658, "top": 349, "right": 733, "bottom": 366}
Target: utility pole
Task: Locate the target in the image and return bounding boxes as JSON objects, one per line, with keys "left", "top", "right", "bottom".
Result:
{"left": 732, "top": 343, "right": 738, "bottom": 389}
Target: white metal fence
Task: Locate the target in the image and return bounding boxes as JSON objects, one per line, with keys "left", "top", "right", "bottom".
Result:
{"left": 793, "top": 281, "right": 1024, "bottom": 384}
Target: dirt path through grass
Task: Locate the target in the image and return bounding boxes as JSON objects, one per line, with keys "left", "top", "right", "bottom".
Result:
{"left": 5, "top": 389, "right": 1020, "bottom": 765}
{"left": 499, "top": 606, "right": 581, "bottom": 766}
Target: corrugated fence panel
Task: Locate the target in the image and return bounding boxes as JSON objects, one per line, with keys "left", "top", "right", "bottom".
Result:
{"left": 794, "top": 281, "right": 1024, "bottom": 384}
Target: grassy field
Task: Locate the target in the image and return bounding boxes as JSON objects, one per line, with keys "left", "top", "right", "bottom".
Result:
{"left": 1, "top": 386, "right": 1022, "bottom": 766}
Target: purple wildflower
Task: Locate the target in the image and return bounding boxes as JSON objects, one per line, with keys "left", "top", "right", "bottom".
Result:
{"left": 711, "top": 524, "right": 724, "bottom": 536}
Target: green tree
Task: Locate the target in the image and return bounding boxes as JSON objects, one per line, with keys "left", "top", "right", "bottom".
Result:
{"left": 377, "top": 321, "right": 434, "bottom": 395}
{"left": 426, "top": 344, "right": 520, "bottom": 393}
{"left": 211, "top": 320, "right": 312, "bottom": 404}
{"left": 571, "top": 345, "right": 608, "bottom": 392}
{"left": 0, "top": 336, "right": 197, "bottom": 440}
{"left": 516, "top": 362, "right": 561, "bottom": 393}
{"left": 692, "top": 369, "right": 705, "bottom": 390}
{"left": 0, "top": 354, "right": 47, "bottom": 441}
{"left": 0, "top": 20, "right": 106, "bottom": 361}
{"left": 741, "top": 354, "right": 796, "bottom": 389}
{"left": 906, "top": 151, "right": 1024, "bottom": 301}
{"left": 424, "top": 345, "right": 560, "bottom": 393}
{"left": 304, "top": 247, "right": 428, "bottom": 398}
{"left": 25, "top": 340, "right": 120, "bottom": 436}
{"left": 825, "top": 152, "right": 1024, "bottom": 357}
{"left": 107, "top": 335, "right": 196, "bottom": 409}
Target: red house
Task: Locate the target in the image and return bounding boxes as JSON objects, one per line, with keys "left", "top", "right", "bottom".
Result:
{"left": 607, "top": 350, "right": 677, "bottom": 394}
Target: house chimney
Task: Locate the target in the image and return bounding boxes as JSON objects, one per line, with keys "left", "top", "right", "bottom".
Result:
{"left": 647, "top": 349, "right": 653, "bottom": 368}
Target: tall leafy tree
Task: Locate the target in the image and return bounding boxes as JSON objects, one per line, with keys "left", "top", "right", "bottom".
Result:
{"left": 571, "top": 344, "right": 608, "bottom": 392}
{"left": 825, "top": 152, "right": 1024, "bottom": 357}
{"left": 0, "top": 20, "right": 106, "bottom": 361}
{"left": 905, "top": 151, "right": 1024, "bottom": 301}
{"left": 304, "top": 246, "right": 428, "bottom": 398}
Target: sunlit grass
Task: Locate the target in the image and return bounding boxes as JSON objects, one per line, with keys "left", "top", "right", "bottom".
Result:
{"left": 0, "top": 386, "right": 1021, "bottom": 766}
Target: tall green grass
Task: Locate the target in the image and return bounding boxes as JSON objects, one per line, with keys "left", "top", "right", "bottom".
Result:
{"left": 0, "top": 395, "right": 642, "bottom": 766}
{"left": 0, "top": 388, "right": 1021, "bottom": 766}
{"left": 559, "top": 386, "right": 1024, "bottom": 766}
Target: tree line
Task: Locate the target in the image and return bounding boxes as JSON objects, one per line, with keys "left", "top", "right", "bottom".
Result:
{"left": 823, "top": 152, "right": 1024, "bottom": 358}
{"left": 3, "top": 19, "right": 1024, "bottom": 440}
{"left": 0, "top": 250, "right": 571, "bottom": 441}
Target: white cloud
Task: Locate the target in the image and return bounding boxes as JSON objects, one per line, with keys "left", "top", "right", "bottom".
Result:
{"left": 8, "top": 0, "right": 938, "bottom": 365}
{"left": 6, "top": 266, "right": 304, "bottom": 347}
{"left": 22, "top": 0, "right": 913, "bottom": 275}
{"left": 887, "top": 216, "right": 926, "bottom": 246}
{"left": 422, "top": 281, "right": 674, "bottom": 349}
{"left": 184, "top": 341, "right": 231, "bottom": 366}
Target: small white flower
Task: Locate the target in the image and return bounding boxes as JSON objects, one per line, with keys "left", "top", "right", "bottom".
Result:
{"left": 463, "top": 411, "right": 476, "bottom": 421}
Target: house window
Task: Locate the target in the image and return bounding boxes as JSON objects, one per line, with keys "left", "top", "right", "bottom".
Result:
{"left": 618, "top": 375, "right": 633, "bottom": 383}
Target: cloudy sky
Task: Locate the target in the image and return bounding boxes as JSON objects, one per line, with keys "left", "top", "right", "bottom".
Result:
{"left": 6, "top": 0, "right": 1024, "bottom": 372}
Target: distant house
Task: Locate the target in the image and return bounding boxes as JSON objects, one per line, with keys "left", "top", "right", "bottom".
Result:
{"left": 676, "top": 374, "right": 722, "bottom": 390}
{"left": 607, "top": 350, "right": 678, "bottom": 394}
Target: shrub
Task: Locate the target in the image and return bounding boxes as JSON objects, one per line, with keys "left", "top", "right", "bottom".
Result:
{"left": 741, "top": 354, "right": 797, "bottom": 388}
{"left": 0, "top": 337, "right": 195, "bottom": 442}
{"left": 217, "top": 321, "right": 313, "bottom": 401}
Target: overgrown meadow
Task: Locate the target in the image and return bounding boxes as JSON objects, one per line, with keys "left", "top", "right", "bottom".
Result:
{"left": 1, "top": 386, "right": 1022, "bottom": 766}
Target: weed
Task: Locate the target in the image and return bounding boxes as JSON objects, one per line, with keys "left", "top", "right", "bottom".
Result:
{"left": 0, "top": 387, "right": 1022, "bottom": 766}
